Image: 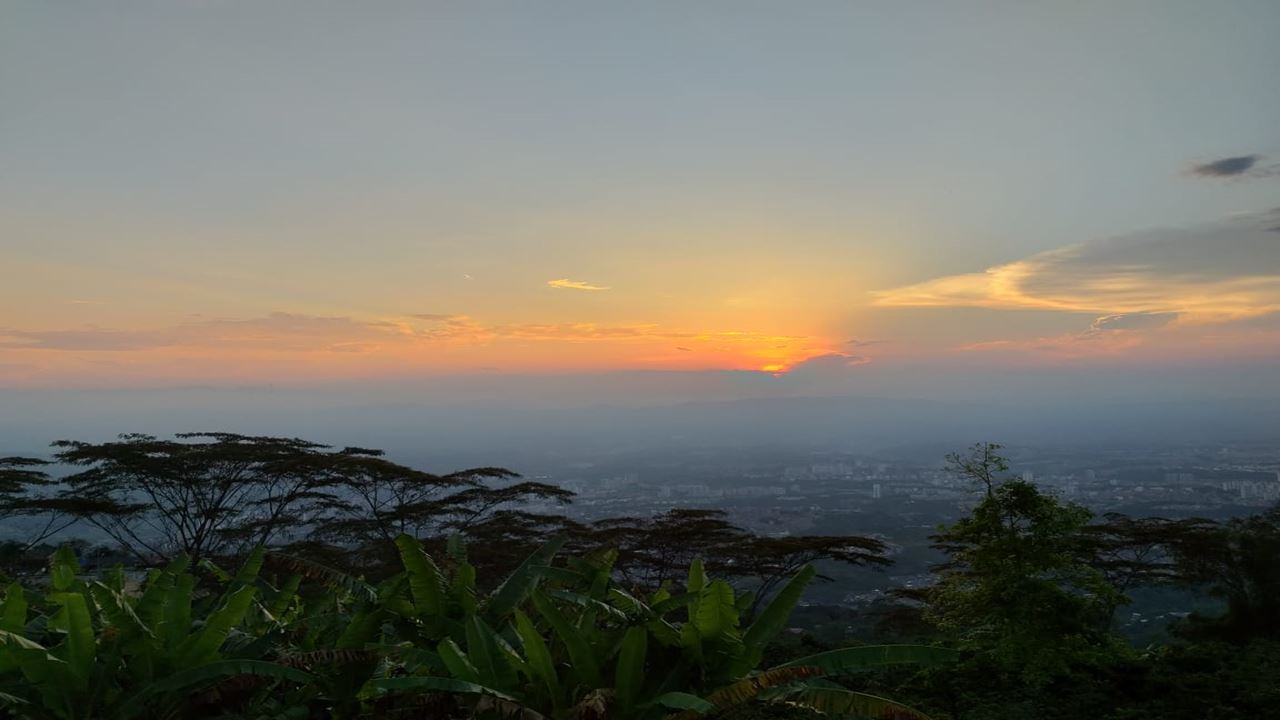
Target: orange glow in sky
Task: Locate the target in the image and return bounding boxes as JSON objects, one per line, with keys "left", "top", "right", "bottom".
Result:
{"left": 2, "top": 3, "right": 1278, "bottom": 389}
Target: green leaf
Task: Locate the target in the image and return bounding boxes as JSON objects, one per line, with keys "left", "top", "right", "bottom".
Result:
{"left": 198, "top": 558, "right": 232, "bottom": 583}
{"left": 118, "top": 659, "right": 313, "bottom": 718}
{"left": 686, "top": 559, "right": 706, "bottom": 626}
{"left": 546, "top": 590, "right": 630, "bottom": 622}
{"left": 161, "top": 572, "right": 195, "bottom": 651}
{"left": 615, "top": 626, "right": 648, "bottom": 709}
{"left": 734, "top": 565, "right": 816, "bottom": 675}
{"left": 651, "top": 691, "right": 714, "bottom": 713}
{"left": 264, "top": 552, "right": 376, "bottom": 603}
{"left": 50, "top": 545, "right": 80, "bottom": 592}
{"left": 0, "top": 628, "right": 51, "bottom": 652}
{"left": 267, "top": 574, "right": 302, "bottom": 619}
{"left": 531, "top": 592, "right": 601, "bottom": 689}
{"left": 446, "top": 533, "right": 468, "bottom": 563}
{"left": 176, "top": 585, "right": 257, "bottom": 667}
{"left": 134, "top": 569, "right": 176, "bottom": 629}
{"left": 484, "top": 537, "right": 564, "bottom": 622}
{"left": 607, "top": 588, "right": 651, "bottom": 616}
{"left": 686, "top": 559, "right": 707, "bottom": 595}
{"left": 438, "top": 637, "right": 481, "bottom": 683}
{"left": 788, "top": 686, "right": 936, "bottom": 720}
{"left": 48, "top": 591, "right": 95, "bottom": 684}
{"left": 650, "top": 592, "right": 696, "bottom": 617}
{"left": 365, "top": 675, "right": 517, "bottom": 701}
{"left": 395, "top": 534, "right": 447, "bottom": 617}
{"left": 694, "top": 580, "right": 738, "bottom": 642}
{"left": 1, "top": 582, "right": 26, "bottom": 634}
{"left": 336, "top": 608, "right": 385, "bottom": 649}
{"left": 465, "top": 615, "right": 518, "bottom": 690}
{"left": 89, "top": 582, "right": 154, "bottom": 640}
{"left": 232, "top": 545, "right": 266, "bottom": 586}
{"left": 743, "top": 566, "right": 814, "bottom": 651}
{"left": 455, "top": 561, "right": 478, "bottom": 615}
{"left": 776, "top": 645, "right": 959, "bottom": 675}
{"left": 514, "top": 609, "right": 561, "bottom": 705}
{"left": 376, "top": 643, "right": 443, "bottom": 673}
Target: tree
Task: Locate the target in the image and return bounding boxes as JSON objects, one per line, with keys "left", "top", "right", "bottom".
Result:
{"left": 310, "top": 453, "right": 575, "bottom": 571}
{"left": 587, "top": 509, "right": 747, "bottom": 590}
{"left": 584, "top": 509, "right": 888, "bottom": 607}
{"left": 51, "top": 433, "right": 578, "bottom": 571}
{"left": 52, "top": 433, "right": 367, "bottom": 564}
{"left": 1079, "top": 512, "right": 1211, "bottom": 627}
{"left": 0, "top": 457, "right": 80, "bottom": 567}
{"left": 928, "top": 443, "right": 1124, "bottom": 681}
{"left": 1165, "top": 504, "right": 1280, "bottom": 641}
{"left": 734, "top": 534, "right": 890, "bottom": 617}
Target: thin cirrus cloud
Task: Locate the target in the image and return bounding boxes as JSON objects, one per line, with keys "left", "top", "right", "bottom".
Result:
{"left": 873, "top": 210, "right": 1280, "bottom": 326}
{"left": 956, "top": 312, "right": 1180, "bottom": 359}
{"left": 547, "top": 278, "right": 610, "bottom": 291}
{"left": 0, "top": 313, "right": 809, "bottom": 352}
{"left": 0, "top": 312, "right": 845, "bottom": 377}
{"left": 0, "top": 313, "right": 399, "bottom": 353}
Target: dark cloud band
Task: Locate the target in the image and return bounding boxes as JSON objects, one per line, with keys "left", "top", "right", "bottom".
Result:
{"left": 1190, "top": 155, "right": 1259, "bottom": 177}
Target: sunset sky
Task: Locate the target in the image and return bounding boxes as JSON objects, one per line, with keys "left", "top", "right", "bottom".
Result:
{"left": 3, "top": 2, "right": 1279, "bottom": 391}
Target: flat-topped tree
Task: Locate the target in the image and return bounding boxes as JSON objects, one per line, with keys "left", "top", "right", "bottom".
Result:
{"left": 51, "top": 433, "right": 574, "bottom": 569}
{"left": 52, "top": 433, "right": 360, "bottom": 565}
{"left": 586, "top": 509, "right": 889, "bottom": 608}
{"left": 0, "top": 457, "right": 81, "bottom": 562}
{"left": 311, "top": 459, "right": 575, "bottom": 567}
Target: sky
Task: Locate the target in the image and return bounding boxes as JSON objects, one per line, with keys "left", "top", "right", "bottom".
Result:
{"left": 2, "top": 2, "right": 1279, "bottom": 408}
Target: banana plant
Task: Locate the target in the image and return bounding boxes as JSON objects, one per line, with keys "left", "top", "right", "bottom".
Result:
{"left": 0, "top": 546, "right": 309, "bottom": 720}
{"left": 0, "top": 537, "right": 955, "bottom": 719}
{"left": 377, "top": 538, "right": 955, "bottom": 720}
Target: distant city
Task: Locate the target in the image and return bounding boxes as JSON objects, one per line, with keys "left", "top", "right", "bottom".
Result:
{"left": 428, "top": 441, "right": 1276, "bottom": 636}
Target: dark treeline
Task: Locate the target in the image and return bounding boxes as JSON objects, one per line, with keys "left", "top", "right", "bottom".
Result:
{"left": 0, "top": 435, "right": 1276, "bottom": 719}
{"left": 0, "top": 433, "right": 887, "bottom": 605}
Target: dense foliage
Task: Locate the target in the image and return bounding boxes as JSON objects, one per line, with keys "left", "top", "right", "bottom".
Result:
{"left": 0, "top": 536, "right": 952, "bottom": 719}
{"left": 1, "top": 436, "right": 1276, "bottom": 719}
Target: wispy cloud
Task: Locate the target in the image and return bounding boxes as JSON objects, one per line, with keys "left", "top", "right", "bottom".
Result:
{"left": 0, "top": 313, "right": 397, "bottom": 353}
{"left": 1, "top": 311, "right": 846, "bottom": 377}
{"left": 547, "top": 278, "right": 610, "bottom": 291}
{"left": 874, "top": 211, "right": 1280, "bottom": 324}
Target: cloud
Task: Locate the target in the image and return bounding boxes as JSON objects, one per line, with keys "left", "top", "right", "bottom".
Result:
{"left": 845, "top": 338, "right": 882, "bottom": 347}
{"left": 1088, "top": 313, "right": 1178, "bottom": 332}
{"left": 0, "top": 313, "right": 397, "bottom": 352}
{"left": 1190, "top": 154, "right": 1260, "bottom": 177}
{"left": 1187, "top": 154, "right": 1280, "bottom": 180}
{"left": 547, "top": 278, "right": 610, "bottom": 291}
{"left": 874, "top": 211, "right": 1280, "bottom": 324}
{"left": 772, "top": 352, "right": 870, "bottom": 377}
{"left": 1, "top": 312, "right": 842, "bottom": 375}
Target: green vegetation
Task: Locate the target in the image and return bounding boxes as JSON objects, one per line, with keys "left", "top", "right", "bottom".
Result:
{"left": 1, "top": 436, "right": 1277, "bottom": 719}
{"left": 0, "top": 532, "right": 951, "bottom": 719}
